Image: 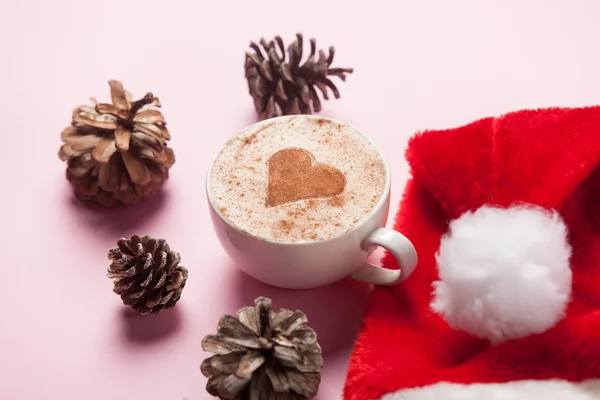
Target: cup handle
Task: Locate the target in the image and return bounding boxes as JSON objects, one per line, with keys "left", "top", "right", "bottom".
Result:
{"left": 350, "top": 228, "right": 418, "bottom": 285}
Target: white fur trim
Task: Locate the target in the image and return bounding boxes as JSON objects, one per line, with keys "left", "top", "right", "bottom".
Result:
{"left": 431, "top": 204, "right": 572, "bottom": 344}
{"left": 381, "top": 379, "right": 600, "bottom": 400}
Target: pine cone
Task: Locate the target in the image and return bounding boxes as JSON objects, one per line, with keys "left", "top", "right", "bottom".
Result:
{"left": 201, "top": 297, "right": 323, "bottom": 400}
{"left": 58, "top": 80, "right": 175, "bottom": 207}
{"left": 107, "top": 234, "right": 188, "bottom": 315}
{"left": 245, "top": 33, "right": 353, "bottom": 120}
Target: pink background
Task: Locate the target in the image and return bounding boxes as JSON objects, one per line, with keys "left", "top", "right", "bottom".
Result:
{"left": 2, "top": 1, "right": 600, "bottom": 399}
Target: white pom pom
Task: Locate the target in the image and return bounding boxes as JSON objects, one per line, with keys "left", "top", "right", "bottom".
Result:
{"left": 431, "top": 204, "right": 572, "bottom": 344}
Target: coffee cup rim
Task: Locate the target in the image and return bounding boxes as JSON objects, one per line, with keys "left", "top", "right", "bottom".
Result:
{"left": 205, "top": 114, "right": 392, "bottom": 246}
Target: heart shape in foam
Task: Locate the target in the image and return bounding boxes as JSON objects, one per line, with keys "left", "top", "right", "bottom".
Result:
{"left": 267, "top": 148, "right": 346, "bottom": 206}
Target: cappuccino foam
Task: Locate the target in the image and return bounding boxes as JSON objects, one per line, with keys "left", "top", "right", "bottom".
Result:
{"left": 209, "top": 116, "right": 387, "bottom": 243}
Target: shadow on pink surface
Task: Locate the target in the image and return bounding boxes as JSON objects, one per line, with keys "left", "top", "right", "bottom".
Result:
{"left": 66, "top": 188, "right": 170, "bottom": 239}
{"left": 229, "top": 267, "right": 372, "bottom": 357}
{"left": 119, "top": 306, "right": 183, "bottom": 343}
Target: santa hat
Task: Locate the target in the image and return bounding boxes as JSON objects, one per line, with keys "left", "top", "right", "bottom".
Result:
{"left": 343, "top": 106, "right": 600, "bottom": 400}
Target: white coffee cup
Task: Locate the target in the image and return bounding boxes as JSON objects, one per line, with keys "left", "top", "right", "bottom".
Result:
{"left": 206, "top": 115, "right": 417, "bottom": 289}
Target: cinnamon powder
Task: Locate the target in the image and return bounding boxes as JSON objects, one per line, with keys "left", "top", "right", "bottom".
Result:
{"left": 266, "top": 148, "right": 346, "bottom": 207}
{"left": 328, "top": 195, "right": 345, "bottom": 207}
{"left": 244, "top": 122, "right": 275, "bottom": 145}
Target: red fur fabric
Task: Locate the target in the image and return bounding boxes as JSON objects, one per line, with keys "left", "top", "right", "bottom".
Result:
{"left": 343, "top": 106, "right": 600, "bottom": 399}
